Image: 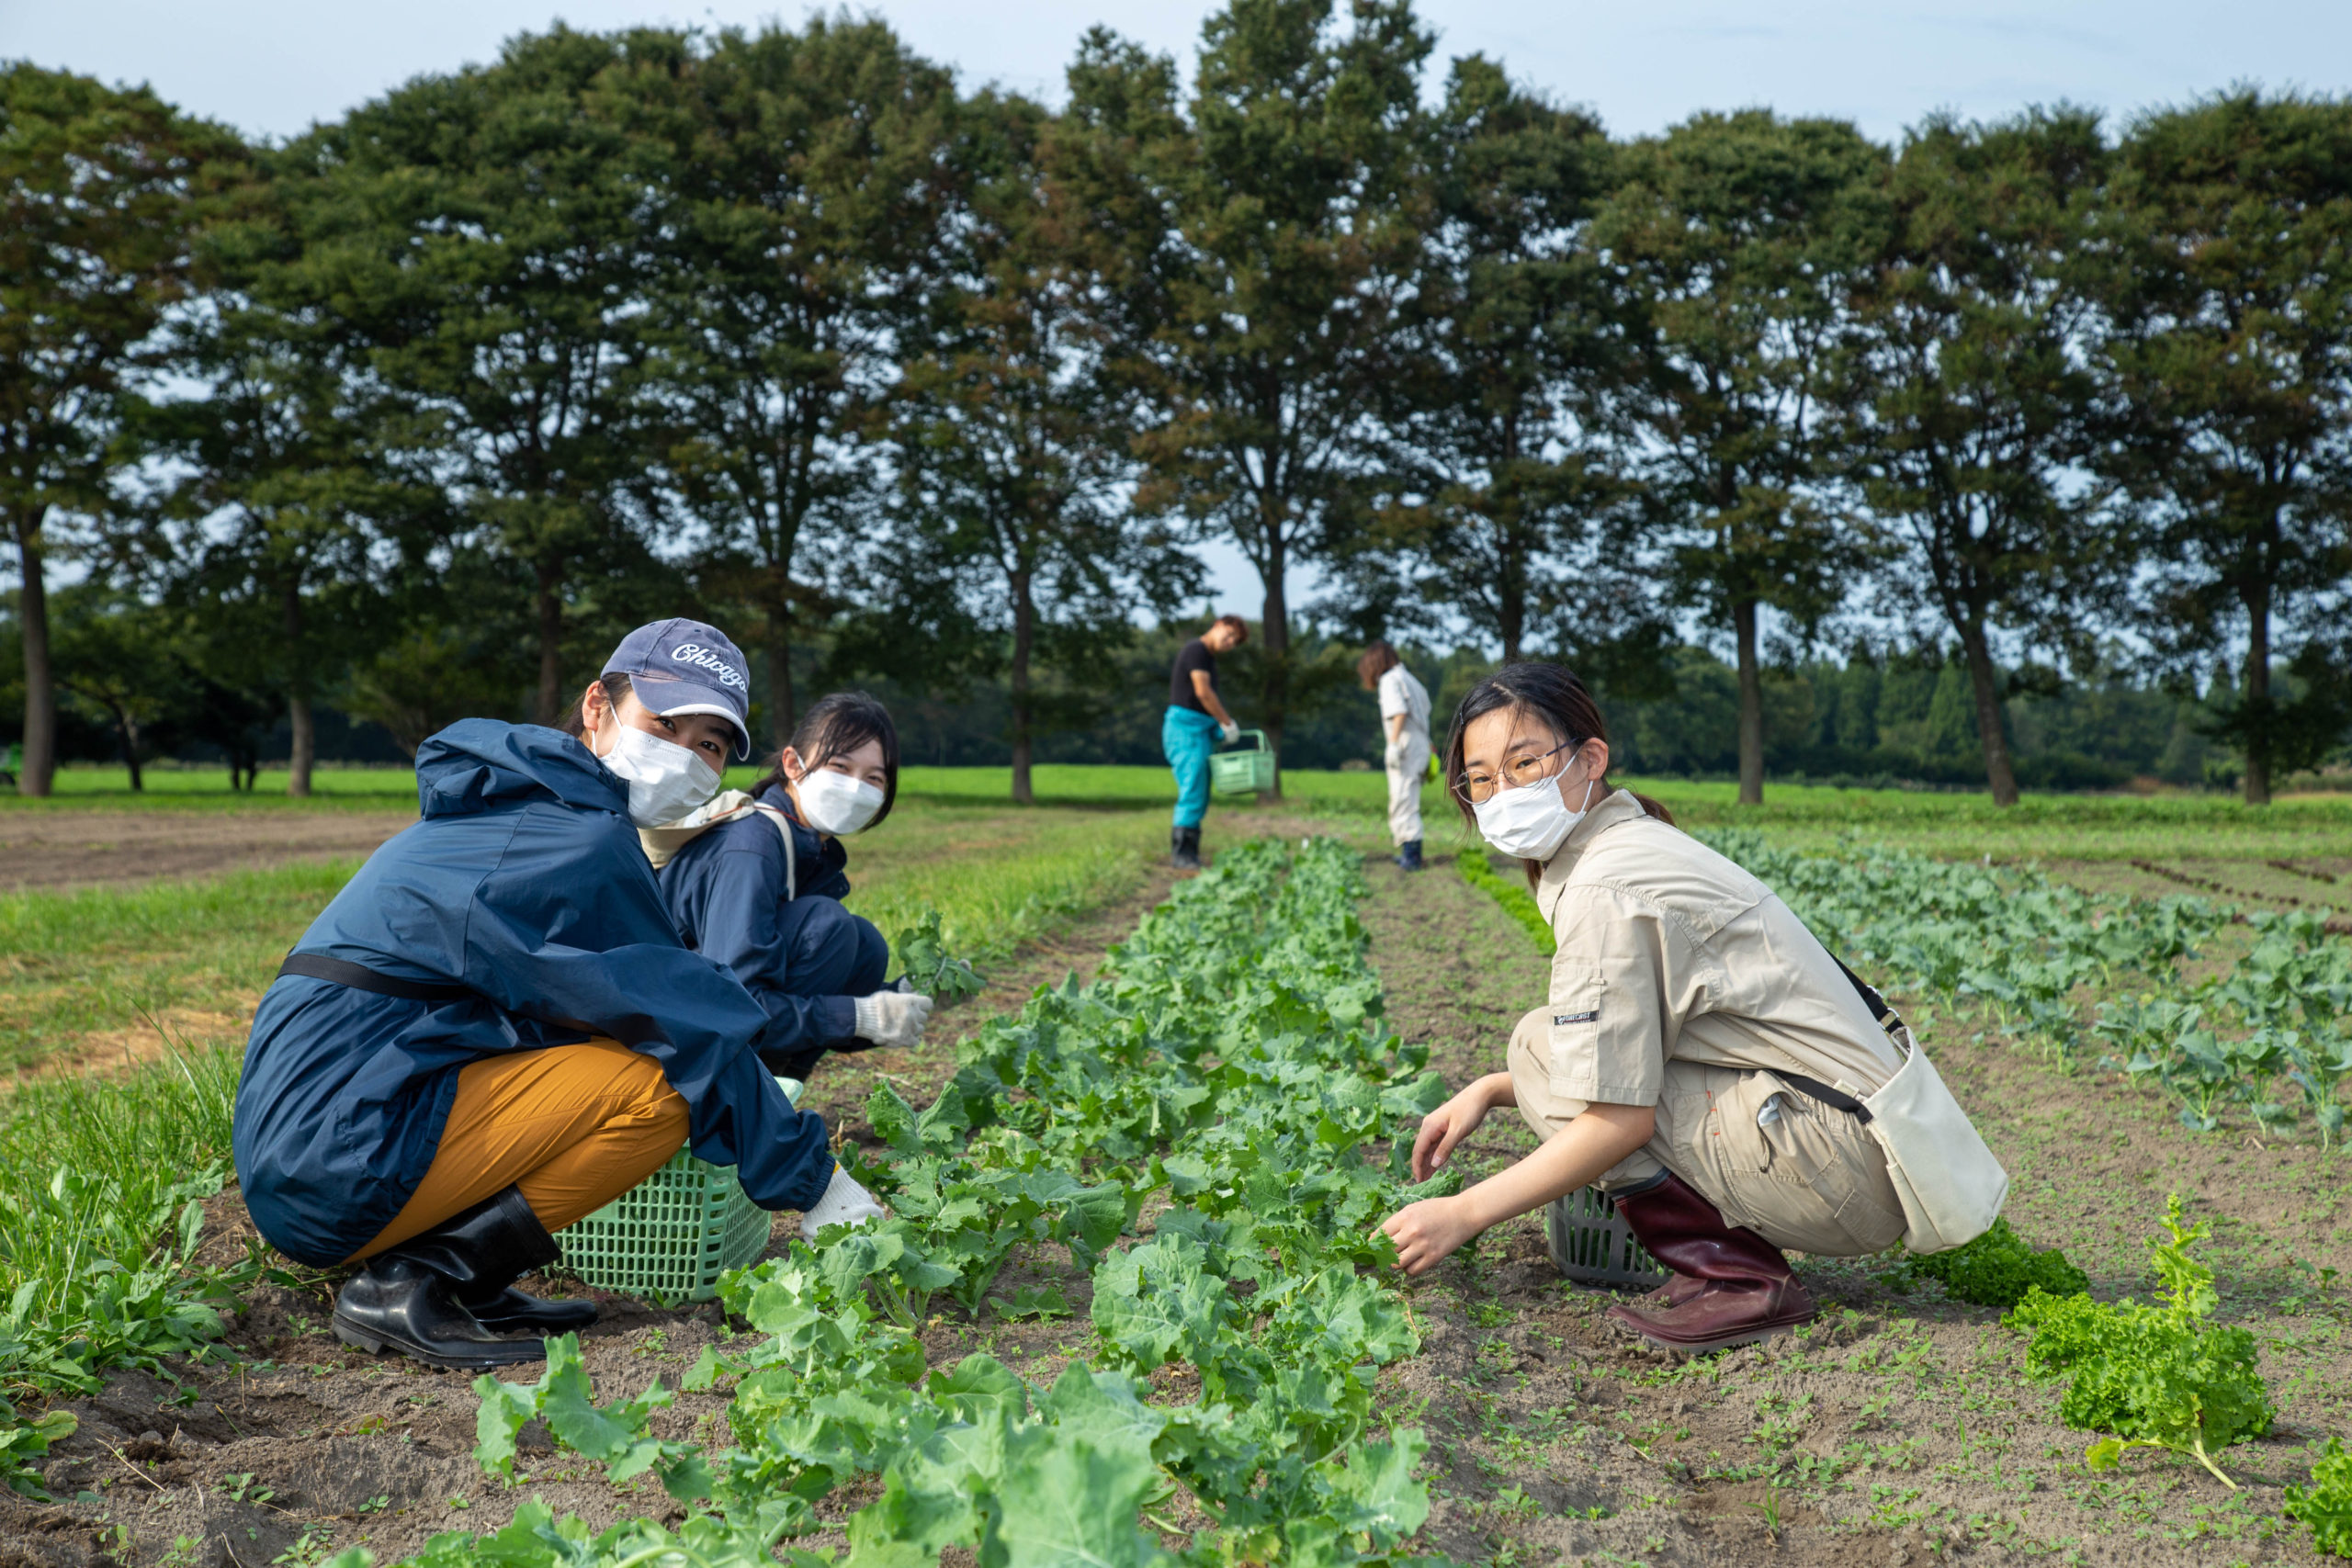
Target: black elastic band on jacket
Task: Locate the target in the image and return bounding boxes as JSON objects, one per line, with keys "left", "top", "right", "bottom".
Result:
{"left": 1772, "top": 1071, "right": 1873, "bottom": 1123}
{"left": 277, "top": 952, "right": 472, "bottom": 1004}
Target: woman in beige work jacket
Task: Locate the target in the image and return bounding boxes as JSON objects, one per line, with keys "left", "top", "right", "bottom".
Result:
{"left": 1379, "top": 661, "right": 1948, "bottom": 1353}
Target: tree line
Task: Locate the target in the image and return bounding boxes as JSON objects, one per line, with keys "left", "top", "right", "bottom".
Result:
{"left": 4, "top": 0, "right": 2350, "bottom": 806}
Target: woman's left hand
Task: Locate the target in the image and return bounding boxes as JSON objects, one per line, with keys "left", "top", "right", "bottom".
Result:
{"left": 1380, "top": 1194, "right": 1478, "bottom": 1277}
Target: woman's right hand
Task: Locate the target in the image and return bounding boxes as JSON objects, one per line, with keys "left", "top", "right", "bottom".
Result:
{"left": 1410, "top": 1083, "right": 1494, "bottom": 1182}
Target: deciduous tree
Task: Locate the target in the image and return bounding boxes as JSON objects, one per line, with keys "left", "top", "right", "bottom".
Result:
{"left": 2097, "top": 90, "right": 2352, "bottom": 804}
{"left": 0, "top": 64, "right": 234, "bottom": 795}
{"left": 1356, "top": 58, "right": 1626, "bottom": 664}
{"left": 1837, "top": 108, "right": 2109, "bottom": 806}
{"left": 628, "top": 19, "right": 956, "bottom": 744}
{"left": 1595, "top": 110, "right": 1890, "bottom": 804}
{"left": 876, "top": 91, "right": 1196, "bottom": 803}
{"left": 1084, "top": 0, "right": 1432, "bottom": 795}
{"left": 255, "top": 28, "right": 670, "bottom": 724}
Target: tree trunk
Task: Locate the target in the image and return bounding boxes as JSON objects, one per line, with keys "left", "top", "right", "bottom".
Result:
{"left": 1498, "top": 530, "right": 1524, "bottom": 664}
{"left": 288, "top": 694, "right": 315, "bottom": 798}
{"left": 764, "top": 578, "right": 797, "bottom": 752}
{"left": 1956, "top": 613, "right": 2019, "bottom": 807}
{"left": 119, "top": 708, "right": 143, "bottom": 792}
{"left": 1009, "top": 566, "right": 1035, "bottom": 806}
{"left": 283, "top": 579, "right": 313, "bottom": 797}
{"left": 14, "top": 508, "right": 55, "bottom": 797}
{"left": 1259, "top": 516, "right": 1287, "bottom": 801}
{"left": 2243, "top": 578, "right": 2272, "bottom": 807}
{"left": 1732, "top": 594, "right": 1764, "bottom": 807}
{"left": 534, "top": 555, "right": 566, "bottom": 726}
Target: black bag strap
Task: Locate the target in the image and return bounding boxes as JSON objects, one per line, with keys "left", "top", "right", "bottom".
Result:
{"left": 1830, "top": 953, "right": 1905, "bottom": 1034}
{"left": 277, "top": 952, "right": 472, "bottom": 1005}
{"left": 1772, "top": 1071, "right": 1873, "bottom": 1123}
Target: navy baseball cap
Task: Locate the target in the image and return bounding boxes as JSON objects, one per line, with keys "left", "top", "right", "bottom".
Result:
{"left": 602, "top": 619, "right": 754, "bottom": 759}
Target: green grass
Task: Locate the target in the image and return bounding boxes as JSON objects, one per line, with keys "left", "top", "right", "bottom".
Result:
{"left": 0, "top": 1041, "right": 254, "bottom": 1395}
{"left": 0, "top": 861, "right": 362, "bottom": 1075}
{"left": 4, "top": 764, "right": 421, "bottom": 810}
{"left": 0, "top": 799, "right": 1167, "bottom": 1077}
{"left": 837, "top": 801, "right": 1162, "bottom": 963}
{"left": 5, "top": 761, "right": 1406, "bottom": 812}
{"left": 21, "top": 761, "right": 2352, "bottom": 863}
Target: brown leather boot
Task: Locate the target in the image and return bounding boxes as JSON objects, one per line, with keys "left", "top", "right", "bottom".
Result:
{"left": 1604, "top": 1173, "right": 1816, "bottom": 1352}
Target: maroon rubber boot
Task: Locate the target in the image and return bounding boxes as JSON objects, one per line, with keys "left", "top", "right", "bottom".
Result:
{"left": 1604, "top": 1173, "right": 1816, "bottom": 1352}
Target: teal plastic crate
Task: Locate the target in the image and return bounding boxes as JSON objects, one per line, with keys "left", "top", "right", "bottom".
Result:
{"left": 554, "top": 1146, "right": 772, "bottom": 1301}
{"left": 1210, "top": 729, "right": 1276, "bottom": 795}
{"left": 1544, "top": 1185, "right": 1667, "bottom": 1288}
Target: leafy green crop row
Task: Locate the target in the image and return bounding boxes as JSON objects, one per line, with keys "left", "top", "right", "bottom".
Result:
{"left": 1453, "top": 848, "right": 1553, "bottom": 953}
{"left": 1704, "top": 830, "right": 2352, "bottom": 1142}
{"left": 381, "top": 837, "right": 1452, "bottom": 1568}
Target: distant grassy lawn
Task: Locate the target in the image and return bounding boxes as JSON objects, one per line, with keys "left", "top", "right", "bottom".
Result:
{"left": 16, "top": 759, "right": 2352, "bottom": 863}
{"left": 0, "top": 797, "right": 1164, "bottom": 1077}
{"left": 0, "top": 861, "right": 359, "bottom": 1075}
{"left": 5, "top": 764, "right": 421, "bottom": 808}
{"left": 1620, "top": 776, "right": 2352, "bottom": 862}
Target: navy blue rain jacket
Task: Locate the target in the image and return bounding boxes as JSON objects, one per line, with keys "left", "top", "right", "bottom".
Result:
{"left": 232, "top": 720, "right": 835, "bottom": 1266}
{"left": 657, "top": 784, "right": 859, "bottom": 1051}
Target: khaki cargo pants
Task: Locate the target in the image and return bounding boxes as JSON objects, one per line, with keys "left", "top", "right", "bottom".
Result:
{"left": 1507, "top": 1007, "right": 1906, "bottom": 1258}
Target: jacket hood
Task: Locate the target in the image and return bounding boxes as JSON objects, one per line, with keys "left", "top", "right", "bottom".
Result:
{"left": 415, "top": 718, "right": 628, "bottom": 819}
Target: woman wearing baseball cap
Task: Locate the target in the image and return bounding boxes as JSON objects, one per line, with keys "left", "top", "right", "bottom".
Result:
{"left": 232, "top": 619, "right": 886, "bottom": 1372}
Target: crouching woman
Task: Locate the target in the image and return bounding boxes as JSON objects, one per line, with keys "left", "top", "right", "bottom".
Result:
{"left": 647, "top": 692, "right": 924, "bottom": 1089}
{"left": 1378, "top": 662, "right": 2002, "bottom": 1352}
{"left": 232, "top": 620, "right": 882, "bottom": 1371}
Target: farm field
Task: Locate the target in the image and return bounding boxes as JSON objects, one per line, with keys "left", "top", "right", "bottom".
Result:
{"left": 1, "top": 776, "right": 2351, "bottom": 1565}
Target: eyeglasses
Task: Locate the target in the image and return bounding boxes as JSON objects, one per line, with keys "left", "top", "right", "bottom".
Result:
{"left": 1453, "top": 738, "right": 1583, "bottom": 805}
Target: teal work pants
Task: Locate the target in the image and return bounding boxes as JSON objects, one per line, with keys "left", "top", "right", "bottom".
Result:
{"left": 1162, "top": 705, "right": 1223, "bottom": 828}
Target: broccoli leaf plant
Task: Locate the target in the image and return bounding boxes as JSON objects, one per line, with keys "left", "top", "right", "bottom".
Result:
{"left": 425, "top": 839, "right": 1444, "bottom": 1567}
{"left": 889, "top": 908, "right": 986, "bottom": 1003}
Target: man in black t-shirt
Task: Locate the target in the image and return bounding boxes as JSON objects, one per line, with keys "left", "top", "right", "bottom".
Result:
{"left": 1161, "top": 615, "right": 1248, "bottom": 868}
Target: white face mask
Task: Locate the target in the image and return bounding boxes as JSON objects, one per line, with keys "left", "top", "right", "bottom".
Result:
{"left": 797, "top": 766, "right": 886, "bottom": 836}
{"left": 598, "top": 722, "right": 722, "bottom": 828}
{"left": 1472, "top": 751, "right": 1599, "bottom": 863}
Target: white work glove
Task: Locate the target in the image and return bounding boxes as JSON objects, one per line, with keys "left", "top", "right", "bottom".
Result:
{"left": 799, "top": 1164, "right": 884, "bottom": 1241}
{"left": 1220, "top": 719, "right": 1240, "bottom": 744}
{"left": 854, "top": 988, "right": 935, "bottom": 1048}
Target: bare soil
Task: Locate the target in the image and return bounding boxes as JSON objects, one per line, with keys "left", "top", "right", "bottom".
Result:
{"left": 9, "top": 821, "right": 2351, "bottom": 1568}
{"left": 1357, "top": 841, "right": 2352, "bottom": 1567}
{"left": 0, "top": 813, "right": 417, "bottom": 893}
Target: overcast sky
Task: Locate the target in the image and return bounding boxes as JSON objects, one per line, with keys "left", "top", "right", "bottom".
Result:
{"left": 7, "top": 0, "right": 2347, "bottom": 615}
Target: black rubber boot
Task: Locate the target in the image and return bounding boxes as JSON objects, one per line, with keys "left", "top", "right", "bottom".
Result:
{"left": 1396, "top": 839, "right": 1424, "bottom": 872}
{"left": 333, "top": 1186, "right": 579, "bottom": 1369}
{"left": 1171, "top": 826, "right": 1202, "bottom": 869}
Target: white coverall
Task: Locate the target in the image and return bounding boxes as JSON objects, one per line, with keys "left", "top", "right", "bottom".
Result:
{"left": 1378, "top": 663, "right": 1432, "bottom": 847}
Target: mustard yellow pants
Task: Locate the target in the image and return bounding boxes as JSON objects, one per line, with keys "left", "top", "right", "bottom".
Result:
{"left": 349, "top": 1038, "right": 689, "bottom": 1262}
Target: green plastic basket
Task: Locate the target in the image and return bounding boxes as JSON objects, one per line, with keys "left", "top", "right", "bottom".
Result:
{"left": 554, "top": 1146, "right": 772, "bottom": 1301}
{"left": 1544, "top": 1185, "right": 1667, "bottom": 1288}
{"left": 1209, "top": 729, "right": 1276, "bottom": 795}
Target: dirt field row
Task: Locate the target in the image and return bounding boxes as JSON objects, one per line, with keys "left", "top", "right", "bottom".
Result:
{"left": 0, "top": 812, "right": 417, "bottom": 894}
{"left": 5, "top": 827, "right": 2350, "bottom": 1567}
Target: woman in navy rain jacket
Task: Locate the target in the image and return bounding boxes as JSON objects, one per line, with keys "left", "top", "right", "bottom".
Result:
{"left": 658, "top": 692, "right": 927, "bottom": 1085}
{"left": 233, "top": 621, "right": 884, "bottom": 1371}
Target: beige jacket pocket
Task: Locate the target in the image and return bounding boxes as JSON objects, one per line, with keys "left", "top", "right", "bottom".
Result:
{"left": 1544, "top": 969, "right": 1605, "bottom": 1101}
